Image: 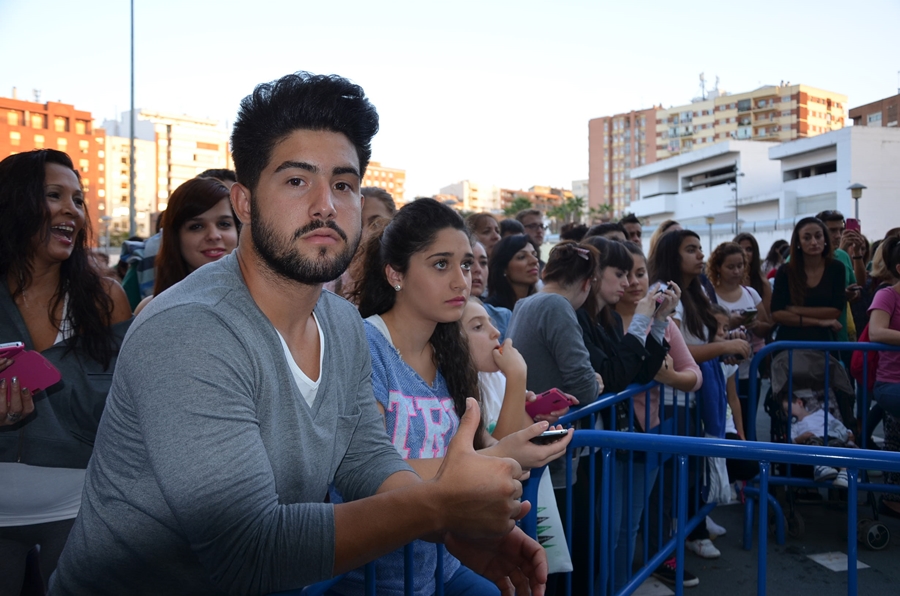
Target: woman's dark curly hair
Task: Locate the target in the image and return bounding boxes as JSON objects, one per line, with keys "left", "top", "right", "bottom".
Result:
{"left": 353, "top": 198, "right": 485, "bottom": 447}
{"left": 0, "top": 150, "right": 116, "bottom": 367}
{"left": 649, "top": 229, "right": 717, "bottom": 342}
{"left": 706, "top": 242, "right": 746, "bottom": 288}
{"left": 485, "top": 234, "right": 536, "bottom": 311}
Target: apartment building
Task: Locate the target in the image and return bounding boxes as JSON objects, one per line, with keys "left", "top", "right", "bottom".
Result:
{"left": 102, "top": 110, "right": 231, "bottom": 210}
{"left": 499, "top": 186, "right": 573, "bottom": 214}
{"left": 439, "top": 180, "right": 501, "bottom": 212}
{"left": 103, "top": 135, "right": 158, "bottom": 237}
{"left": 587, "top": 107, "right": 657, "bottom": 217}
{"left": 656, "top": 84, "right": 847, "bottom": 160}
{"left": 588, "top": 83, "right": 847, "bottom": 218}
{"left": 0, "top": 95, "right": 107, "bottom": 238}
{"left": 362, "top": 161, "right": 406, "bottom": 203}
{"left": 849, "top": 93, "right": 900, "bottom": 128}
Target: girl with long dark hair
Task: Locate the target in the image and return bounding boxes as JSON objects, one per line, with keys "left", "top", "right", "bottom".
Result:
{"left": 484, "top": 234, "right": 539, "bottom": 311}
{"left": 771, "top": 217, "right": 846, "bottom": 342}
{"left": 734, "top": 232, "right": 773, "bottom": 315}
{"left": 707, "top": 241, "right": 773, "bottom": 438}
{"left": 578, "top": 236, "right": 677, "bottom": 394}
{"left": 649, "top": 230, "right": 751, "bottom": 363}
{"left": 346, "top": 198, "right": 570, "bottom": 596}
{"left": 134, "top": 177, "right": 237, "bottom": 314}
{"left": 0, "top": 149, "right": 132, "bottom": 592}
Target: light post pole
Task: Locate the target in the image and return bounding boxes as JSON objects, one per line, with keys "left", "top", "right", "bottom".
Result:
{"left": 730, "top": 169, "right": 745, "bottom": 234}
{"left": 847, "top": 183, "right": 866, "bottom": 221}
{"left": 706, "top": 215, "right": 715, "bottom": 254}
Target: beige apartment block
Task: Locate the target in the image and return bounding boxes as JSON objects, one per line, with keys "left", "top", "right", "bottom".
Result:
{"left": 362, "top": 160, "right": 406, "bottom": 203}
{"left": 656, "top": 84, "right": 847, "bottom": 161}
{"left": 103, "top": 135, "right": 158, "bottom": 237}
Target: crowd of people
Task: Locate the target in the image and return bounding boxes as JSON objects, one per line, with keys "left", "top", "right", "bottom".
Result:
{"left": 2, "top": 70, "right": 900, "bottom": 596}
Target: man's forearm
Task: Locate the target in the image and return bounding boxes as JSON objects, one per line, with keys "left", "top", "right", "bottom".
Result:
{"left": 333, "top": 471, "right": 444, "bottom": 575}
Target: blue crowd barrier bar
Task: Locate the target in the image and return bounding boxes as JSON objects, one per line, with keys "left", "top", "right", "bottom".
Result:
{"left": 746, "top": 340, "right": 900, "bottom": 442}
{"left": 570, "top": 430, "right": 900, "bottom": 596}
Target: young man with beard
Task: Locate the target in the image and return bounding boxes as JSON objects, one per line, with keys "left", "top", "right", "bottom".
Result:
{"left": 51, "top": 73, "right": 546, "bottom": 596}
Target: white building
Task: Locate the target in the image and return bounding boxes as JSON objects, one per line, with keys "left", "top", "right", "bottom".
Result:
{"left": 103, "top": 135, "right": 157, "bottom": 237}
{"left": 628, "top": 128, "right": 900, "bottom": 253}
{"left": 102, "top": 110, "right": 231, "bottom": 209}
{"left": 439, "top": 180, "right": 501, "bottom": 212}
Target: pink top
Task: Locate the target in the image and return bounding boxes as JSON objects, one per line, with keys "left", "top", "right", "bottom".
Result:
{"left": 869, "top": 286, "right": 900, "bottom": 384}
{"left": 632, "top": 318, "right": 703, "bottom": 431}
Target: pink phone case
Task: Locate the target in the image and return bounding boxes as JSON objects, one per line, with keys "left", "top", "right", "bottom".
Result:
{"left": 0, "top": 350, "right": 62, "bottom": 394}
{"left": 0, "top": 343, "right": 25, "bottom": 359}
{"left": 526, "top": 388, "right": 570, "bottom": 418}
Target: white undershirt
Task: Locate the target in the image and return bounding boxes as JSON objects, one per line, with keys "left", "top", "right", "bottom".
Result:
{"left": 275, "top": 313, "right": 324, "bottom": 408}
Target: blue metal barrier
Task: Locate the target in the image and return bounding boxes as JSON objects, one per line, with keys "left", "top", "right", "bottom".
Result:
{"left": 572, "top": 430, "right": 900, "bottom": 596}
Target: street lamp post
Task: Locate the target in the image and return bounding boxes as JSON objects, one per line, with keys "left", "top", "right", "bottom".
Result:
{"left": 705, "top": 215, "right": 715, "bottom": 254}
{"left": 729, "top": 169, "right": 744, "bottom": 234}
{"left": 847, "top": 183, "right": 867, "bottom": 221}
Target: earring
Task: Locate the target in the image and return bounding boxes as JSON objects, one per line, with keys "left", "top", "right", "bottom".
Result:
{"left": 394, "top": 285, "right": 401, "bottom": 292}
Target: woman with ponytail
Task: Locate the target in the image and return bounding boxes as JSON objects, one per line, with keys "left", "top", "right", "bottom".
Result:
{"left": 341, "top": 198, "right": 570, "bottom": 596}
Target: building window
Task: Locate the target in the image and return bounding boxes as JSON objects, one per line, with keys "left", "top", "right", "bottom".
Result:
{"left": 79, "top": 159, "right": 90, "bottom": 173}
{"left": 7, "top": 110, "right": 22, "bottom": 126}
{"left": 34, "top": 134, "right": 45, "bottom": 148}
{"left": 75, "top": 120, "right": 87, "bottom": 135}
{"left": 57, "top": 137, "right": 68, "bottom": 151}
{"left": 31, "top": 113, "right": 47, "bottom": 129}
{"left": 9, "top": 131, "right": 21, "bottom": 146}
{"left": 54, "top": 116, "right": 69, "bottom": 132}
{"left": 79, "top": 140, "right": 90, "bottom": 154}
{"left": 867, "top": 112, "right": 883, "bottom": 125}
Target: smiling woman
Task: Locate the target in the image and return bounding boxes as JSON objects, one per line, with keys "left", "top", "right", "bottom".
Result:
{"left": 0, "top": 149, "right": 132, "bottom": 592}
{"left": 133, "top": 177, "right": 238, "bottom": 315}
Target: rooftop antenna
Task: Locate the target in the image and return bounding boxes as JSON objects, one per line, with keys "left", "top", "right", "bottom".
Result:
{"left": 714, "top": 75, "right": 720, "bottom": 93}
{"left": 699, "top": 72, "right": 707, "bottom": 100}
{"left": 32, "top": 89, "right": 41, "bottom": 103}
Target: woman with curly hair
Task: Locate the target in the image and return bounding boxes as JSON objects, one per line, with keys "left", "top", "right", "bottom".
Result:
{"left": 0, "top": 149, "right": 132, "bottom": 592}
{"left": 344, "top": 198, "right": 570, "bottom": 596}
{"left": 465, "top": 212, "right": 501, "bottom": 257}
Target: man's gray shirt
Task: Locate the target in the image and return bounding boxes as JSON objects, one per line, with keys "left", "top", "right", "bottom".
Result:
{"left": 51, "top": 253, "right": 411, "bottom": 595}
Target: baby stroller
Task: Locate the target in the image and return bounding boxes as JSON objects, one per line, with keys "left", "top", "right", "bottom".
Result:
{"left": 760, "top": 349, "right": 889, "bottom": 549}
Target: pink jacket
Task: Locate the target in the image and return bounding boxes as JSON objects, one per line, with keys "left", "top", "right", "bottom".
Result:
{"left": 632, "top": 318, "right": 703, "bottom": 431}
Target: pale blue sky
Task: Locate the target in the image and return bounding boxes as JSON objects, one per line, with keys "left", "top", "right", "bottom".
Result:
{"left": 2, "top": 0, "right": 897, "bottom": 198}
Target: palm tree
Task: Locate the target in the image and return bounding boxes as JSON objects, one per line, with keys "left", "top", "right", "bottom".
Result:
{"left": 503, "top": 196, "right": 534, "bottom": 218}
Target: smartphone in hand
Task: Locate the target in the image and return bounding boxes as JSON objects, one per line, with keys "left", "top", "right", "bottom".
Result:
{"left": 525, "top": 388, "right": 571, "bottom": 419}
{"left": 846, "top": 218, "right": 861, "bottom": 233}
{"left": 0, "top": 342, "right": 25, "bottom": 359}
{"left": 530, "top": 429, "right": 569, "bottom": 445}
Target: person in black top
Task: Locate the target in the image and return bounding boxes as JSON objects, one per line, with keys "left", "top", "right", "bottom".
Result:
{"left": 771, "top": 217, "right": 846, "bottom": 342}
{"left": 577, "top": 237, "right": 676, "bottom": 394}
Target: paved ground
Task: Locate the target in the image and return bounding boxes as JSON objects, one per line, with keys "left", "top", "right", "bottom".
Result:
{"left": 630, "top": 383, "right": 900, "bottom": 596}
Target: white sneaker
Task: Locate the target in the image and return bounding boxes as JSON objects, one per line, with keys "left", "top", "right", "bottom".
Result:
{"left": 814, "top": 465, "right": 838, "bottom": 482}
{"left": 706, "top": 515, "right": 727, "bottom": 538}
{"left": 686, "top": 538, "right": 721, "bottom": 559}
{"left": 833, "top": 469, "right": 849, "bottom": 488}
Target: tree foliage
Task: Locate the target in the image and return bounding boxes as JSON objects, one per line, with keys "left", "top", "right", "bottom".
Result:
{"left": 502, "top": 196, "right": 534, "bottom": 217}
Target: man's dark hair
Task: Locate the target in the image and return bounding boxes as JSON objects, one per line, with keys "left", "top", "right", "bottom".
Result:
{"left": 816, "top": 209, "right": 845, "bottom": 224}
{"left": 586, "top": 222, "right": 626, "bottom": 239}
{"left": 198, "top": 168, "right": 237, "bottom": 184}
{"left": 231, "top": 72, "right": 379, "bottom": 193}
{"left": 514, "top": 208, "right": 542, "bottom": 223}
{"left": 499, "top": 218, "right": 525, "bottom": 236}
{"left": 560, "top": 222, "right": 588, "bottom": 242}
{"left": 619, "top": 213, "right": 641, "bottom": 226}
